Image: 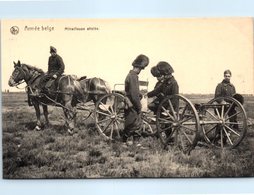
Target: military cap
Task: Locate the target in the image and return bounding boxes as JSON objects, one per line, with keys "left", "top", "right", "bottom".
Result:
{"left": 150, "top": 66, "right": 161, "bottom": 77}
{"left": 50, "top": 46, "right": 57, "bottom": 53}
{"left": 224, "top": 69, "right": 232, "bottom": 76}
{"left": 156, "top": 61, "right": 174, "bottom": 75}
{"left": 132, "top": 54, "right": 149, "bottom": 69}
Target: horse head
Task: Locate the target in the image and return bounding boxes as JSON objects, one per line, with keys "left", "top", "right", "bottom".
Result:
{"left": 8, "top": 60, "right": 26, "bottom": 87}
{"left": 9, "top": 61, "right": 44, "bottom": 87}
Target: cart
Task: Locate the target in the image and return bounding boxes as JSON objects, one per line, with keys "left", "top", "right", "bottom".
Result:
{"left": 94, "top": 84, "right": 248, "bottom": 152}
{"left": 155, "top": 95, "right": 247, "bottom": 153}
{"left": 94, "top": 81, "right": 157, "bottom": 141}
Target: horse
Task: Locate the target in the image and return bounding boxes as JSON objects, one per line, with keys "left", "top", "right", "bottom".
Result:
{"left": 8, "top": 60, "right": 111, "bottom": 134}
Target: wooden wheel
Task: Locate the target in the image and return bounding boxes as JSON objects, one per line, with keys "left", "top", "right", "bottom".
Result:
{"left": 201, "top": 96, "right": 247, "bottom": 149}
{"left": 139, "top": 112, "right": 157, "bottom": 136}
{"left": 94, "top": 93, "right": 125, "bottom": 140}
{"left": 156, "top": 94, "right": 200, "bottom": 153}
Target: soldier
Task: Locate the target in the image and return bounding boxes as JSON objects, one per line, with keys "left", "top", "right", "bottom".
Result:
{"left": 215, "top": 69, "right": 235, "bottom": 98}
{"left": 147, "top": 61, "right": 179, "bottom": 114}
{"left": 32, "top": 46, "right": 65, "bottom": 96}
{"left": 147, "top": 66, "right": 164, "bottom": 113}
{"left": 215, "top": 69, "right": 240, "bottom": 130}
{"left": 122, "top": 54, "right": 149, "bottom": 145}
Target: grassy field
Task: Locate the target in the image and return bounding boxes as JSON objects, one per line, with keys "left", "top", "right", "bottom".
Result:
{"left": 2, "top": 92, "right": 254, "bottom": 178}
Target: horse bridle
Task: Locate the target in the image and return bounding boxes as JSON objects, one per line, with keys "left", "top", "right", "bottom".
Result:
{"left": 10, "top": 65, "right": 27, "bottom": 88}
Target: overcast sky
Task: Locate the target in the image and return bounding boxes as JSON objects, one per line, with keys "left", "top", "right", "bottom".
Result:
{"left": 1, "top": 18, "right": 253, "bottom": 94}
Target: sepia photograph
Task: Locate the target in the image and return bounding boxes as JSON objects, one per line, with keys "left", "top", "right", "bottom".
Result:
{"left": 1, "top": 18, "right": 254, "bottom": 179}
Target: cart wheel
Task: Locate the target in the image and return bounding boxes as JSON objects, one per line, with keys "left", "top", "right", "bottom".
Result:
{"left": 140, "top": 112, "right": 157, "bottom": 136}
{"left": 156, "top": 94, "right": 200, "bottom": 153}
{"left": 94, "top": 93, "right": 125, "bottom": 141}
{"left": 201, "top": 96, "right": 247, "bottom": 149}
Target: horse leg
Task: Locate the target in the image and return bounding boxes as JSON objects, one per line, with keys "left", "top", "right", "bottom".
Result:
{"left": 42, "top": 105, "right": 50, "bottom": 128}
{"left": 63, "top": 100, "right": 77, "bottom": 135}
{"left": 33, "top": 102, "right": 42, "bottom": 131}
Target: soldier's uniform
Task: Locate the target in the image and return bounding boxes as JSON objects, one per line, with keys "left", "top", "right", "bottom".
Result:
{"left": 215, "top": 71, "right": 238, "bottom": 133}
{"left": 148, "top": 76, "right": 179, "bottom": 113}
{"left": 47, "top": 53, "right": 65, "bottom": 77}
{"left": 147, "top": 66, "right": 164, "bottom": 111}
{"left": 147, "top": 62, "right": 179, "bottom": 114}
{"left": 215, "top": 80, "right": 236, "bottom": 98}
{"left": 38, "top": 46, "right": 65, "bottom": 91}
{"left": 123, "top": 54, "right": 149, "bottom": 142}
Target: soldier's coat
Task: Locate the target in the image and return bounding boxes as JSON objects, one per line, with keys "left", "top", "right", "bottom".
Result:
{"left": 124, "top": 70, "right": 142, "bottom": 136}
{"left": 48, "top": 54, "right": 65, "bottom": 76}
{"left": 215, "top": 79, "right": 236, "bottom": 98}
{"left": 39, "top": 54, "right": 65, "bottom": 90}
{"left": 148, "top": 76, "right": 178, "bottom": 98}
{"left": 147, "top": 76, "right": 179, "bottom": 113}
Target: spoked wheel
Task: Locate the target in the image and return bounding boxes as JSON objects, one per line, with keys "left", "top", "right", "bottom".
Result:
{"left": 201, "top": 96, "right": 247, "bottom": 149}
{"left": 139, "top": 112, "right": 157, "bottom": 136}
{"left": 156, "top": 94, "right": 200, "bottom": 153}
{"left": 94, "top": 93, "right": 125, "bottom": 141}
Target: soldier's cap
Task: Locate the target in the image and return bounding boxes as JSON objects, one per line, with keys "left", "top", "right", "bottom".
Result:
{"left": 132, "top": 54, "right": 149, "bottom": 69}
{"left": 50, "top": 46, "right": 57, "bottom": 53}
{"left": 224, "top": 69, "right": 232, "bottom": 76}
{"left": 151, "top": 66, "right": 161, "bottom": 77}
{"left": 156, "top": 61, "right": 174, "bottom": 75}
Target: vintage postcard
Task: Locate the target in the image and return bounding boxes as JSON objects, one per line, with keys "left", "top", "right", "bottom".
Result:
{"left": 1, "top": 18, "right": 254, "bottom": 178}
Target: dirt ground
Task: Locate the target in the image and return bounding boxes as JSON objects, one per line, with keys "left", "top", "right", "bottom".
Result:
{"left": 2, "top": 92, "right": 254, "bottom": 178}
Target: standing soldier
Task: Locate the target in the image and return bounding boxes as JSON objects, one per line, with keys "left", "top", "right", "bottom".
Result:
{"left": 32, "top": 46, "right": 65, "bottom": 96}
{"left": 147, "top": 61, "right": 179, "bottom": 114}
{"left": 122, "top": 54, "right": 149, "bottom": 145}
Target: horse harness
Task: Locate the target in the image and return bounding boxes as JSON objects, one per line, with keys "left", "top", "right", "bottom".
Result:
{"left": 16, "top": 65, "right": 74, "bottom": 109}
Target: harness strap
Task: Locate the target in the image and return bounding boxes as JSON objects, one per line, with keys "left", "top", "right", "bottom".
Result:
{"left": 14, "top": 80, "right": 26, "bottom": 89}
{"left": 27, "top": 72, "right": 42, "bottom": 86}
{"left": 38, "top": 93, "right": 74, "bottom": 114}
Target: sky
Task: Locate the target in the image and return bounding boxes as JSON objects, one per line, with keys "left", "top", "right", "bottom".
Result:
{"left": 1, "top": 18, "right": 253, "bottom": 94}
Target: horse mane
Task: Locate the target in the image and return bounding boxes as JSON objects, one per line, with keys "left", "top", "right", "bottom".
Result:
{"left": 23, "top": 64, "right": 45, "bottom": 74}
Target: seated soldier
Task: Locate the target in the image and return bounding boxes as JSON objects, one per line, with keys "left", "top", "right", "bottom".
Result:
{"left": 147, "top": 61, "right": 179, "bottom": 114}
{"left": 215, "top": 70, "right": 235, "bottom": 99}
{"left": 32, "top": 46, "right": 65, "bottom": 96}
{"left": 147, "top": 66, "right": 164, "bottom": 113}
{"left": 215, "top": 69, "right": 238, "bottom": 130}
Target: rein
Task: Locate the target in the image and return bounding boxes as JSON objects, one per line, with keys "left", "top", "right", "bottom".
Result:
{"left": 38, "top": 93, "right": 77, "bottom": 119}
{"left": 13, "top": 80, "right": 26, "bottom": 89}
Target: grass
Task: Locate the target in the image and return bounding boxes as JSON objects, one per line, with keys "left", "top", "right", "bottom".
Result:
{"left": 2, "top": 92, "right": 254, "bottom": 178}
